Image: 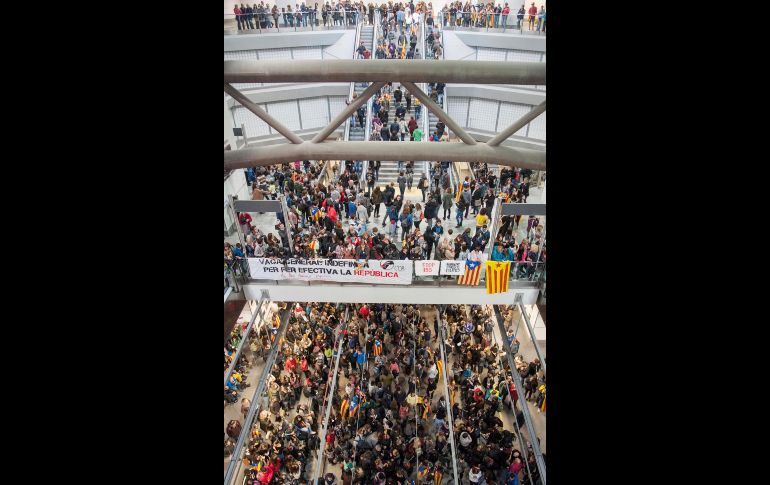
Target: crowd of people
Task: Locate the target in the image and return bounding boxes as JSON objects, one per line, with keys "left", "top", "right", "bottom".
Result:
{"left": 230, "top": 2, "right": 445, "bottom": 32}
{"left": 226, "top": 302, "right": 347, "bottom": 484}
{"left": 224, "top": 159, "right": 545, "bottom": 281}
{"left": 225, "top": 300, "right": 545, "bottom": 484}
{"left": 440, "top": 303, "right": 545, "bottom": 485}
{"left": 438, "top": 2, "right": 545, "bottom": 31}
{"left": 225, "top": 1, "right": 544, "bottom": 281}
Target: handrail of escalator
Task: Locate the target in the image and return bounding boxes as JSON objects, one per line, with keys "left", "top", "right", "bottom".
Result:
{"left": 224, "top": 303, "right": 293, "bottom": 485}
{"left": 310, "top": 304, "right": 349, "bottom": 483}
{"left": 359, "top": 21, "right": 375, "bottom": 190}
{"left": 344, "top": 21, "right": 364, "bottom": 143}
{"left": 223, "top": 298, "right": 268, "bottom": 388}
{"left": 419, "top": 17, "right": 431, "bottom": 190}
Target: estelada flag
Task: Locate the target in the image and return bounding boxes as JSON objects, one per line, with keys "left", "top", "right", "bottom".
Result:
{"left": 486, "top": 261, "right": 511, "bottom": 294}
{"left": 457, "top": 260, "right": 482, "bottom": 286}
{"left": 435, "top": 359, "right": 443, "bottom": 380}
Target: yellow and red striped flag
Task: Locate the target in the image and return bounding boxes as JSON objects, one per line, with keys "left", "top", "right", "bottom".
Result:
{"left": 434, "top": 468, "right": 443, "bottom": 485}
{"left": 436, "top": 359, "right": 443, "bottom": 381}
{"left": 457, "top": 260, "right": 482, "bottom": 286}
{"left": 485, "top": 261, "right": 511, "bottom": 294}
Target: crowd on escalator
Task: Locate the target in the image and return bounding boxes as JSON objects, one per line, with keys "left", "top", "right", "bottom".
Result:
{"left": 441, "top": 303, "right": 545, "bottom": 485}
{"left": 226, "top": 302, "right": 349, "bottom": 484}
{"left": 224, "top": 303, "right": 545, "bottom": 484}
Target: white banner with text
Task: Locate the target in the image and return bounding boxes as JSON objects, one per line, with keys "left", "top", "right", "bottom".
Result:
{"left": 439, "top": 260, "right": 467, "bottom": 276}
{"left": 247, "top": 258, "right": 413, "bottom": 285}
{"left": 414, "top": 260, "right": 441, "bottom": 276}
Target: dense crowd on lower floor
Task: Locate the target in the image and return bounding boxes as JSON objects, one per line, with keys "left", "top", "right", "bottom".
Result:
{"left": 226, "top": 301, "right": 545, "bottom": 485}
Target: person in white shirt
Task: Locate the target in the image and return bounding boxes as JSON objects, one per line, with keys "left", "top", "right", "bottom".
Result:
{"left": 468, "top": 464, "right": 483, "bottom": 484}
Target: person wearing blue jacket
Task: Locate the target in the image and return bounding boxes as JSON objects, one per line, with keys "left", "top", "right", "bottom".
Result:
{"left": 345, "top": 199, "right": 355, "bottom": 220}
{"left": 355, "top": 347, "right": 366, "bottom": 367}
{"left": 387, "top": 205, "right": 399, "bottom": 238}
{"left": 492, "top": 242, "right": 516, "bottom": 262}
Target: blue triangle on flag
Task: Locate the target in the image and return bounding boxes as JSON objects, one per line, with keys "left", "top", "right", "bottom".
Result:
{"left": 466, "top": 260, "right": 481, "bottom": 270}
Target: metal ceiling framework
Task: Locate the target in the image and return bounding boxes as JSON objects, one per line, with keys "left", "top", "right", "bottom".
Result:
{"left": 224, "top": 60, "right": 546, "bottom": 170}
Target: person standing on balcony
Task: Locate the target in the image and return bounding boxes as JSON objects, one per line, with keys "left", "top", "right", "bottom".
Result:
{"left": 246, "top": 3, "right": 257, "bottom": 28}
{"left": 527, "top": 2, "right": 537, "bottom": 29}
{"left": 234, "top": 4, "right": 244, "bottom": 30}
{"left": 397, "top": 7, "right": 405, "bottom": 30}
{"left": 539, "top": 4, "right": 545, "bottom": 32}
{"left": 502, "top": 3, "right": 510, "bottom": 27}
{"left": 516, "top": 4, "right": 525, "bottom": 29}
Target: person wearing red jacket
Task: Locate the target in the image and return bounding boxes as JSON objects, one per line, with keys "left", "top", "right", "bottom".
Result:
{"left": 359, "top": 304, "right": 370, "bottom": 320}
{"left": 284, "top": 355, "right": 297, "bottom": 372}
{"left": 233, "top": 4, "right": 244, "bottom": 30}
{"left": 501, "top": 3, "right": 510, "bottom": 27}
{"left": 325, "top": 203, "right": 338, "bottom": 225}
{"left": 527, "top": 2, "right": 537, "bottom": 30}
{"left": 238, "top": 212, "right": 252, "bottom": 236}
{"left": 509, "top": 379, "right": 519, "bottom": 408}
{"left": 408, "top": 116, "right": 418, "bottom": 134}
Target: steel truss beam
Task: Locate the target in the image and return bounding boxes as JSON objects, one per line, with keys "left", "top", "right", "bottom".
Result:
{"left": 224, "top": 60, "right": 546, "bottom": 84}
{"left": 224, "top": 141, "right": 546, "bottom": 170}
{"left": 223, "top": 60, "right": 546, "bottom": 170}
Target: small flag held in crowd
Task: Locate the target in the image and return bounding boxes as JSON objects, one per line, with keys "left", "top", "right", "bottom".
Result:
{"left": 457, "top": 260, "right": 482, "bottom": 286}
{"left": 485, "top": 261, "right": 511, "bottom": 294}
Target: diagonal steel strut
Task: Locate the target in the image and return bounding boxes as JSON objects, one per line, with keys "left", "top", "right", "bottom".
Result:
{"left": 224, "top": 83, "right": 304, "bottom": 144}
{"left": 400, "top": 81, "right": 477, "bottom": 145}
{"left": 488, "top": 100, "right": 546, "bottom": 147}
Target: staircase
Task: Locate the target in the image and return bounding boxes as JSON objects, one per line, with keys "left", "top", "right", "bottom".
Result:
{"left": 349, "top": 25, "right": 375, "bottom": 143}
{"left": 376, "top": 83, "right": 405, "bottom": 186}
{"left": 428, "top": 108, "right": 439, "bottom": 140}
{"left": 361, "top": 24, "right": 374, "bottom": 52}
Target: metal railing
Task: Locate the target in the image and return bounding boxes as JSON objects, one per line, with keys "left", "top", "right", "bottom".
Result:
{"left": 223, "top": 298, "right": 269, "bottom": 388}
{"left": 309, "top": 305, "right": 348, "bottom": 484}
{"left": 225, "top": 9, "right": 366, "bottom": 33}
{"left": 439, "top": 11, "right": 546, "bottom": 34}
{"left": 225, "top": 8, "right": 546, "bottom": 35}
{"left": 231, "top": 258, "right": 545, "bottom": 288}
{"left": 489, "top": 304, "right": 546, "bottom": 484}
{"left": 436, "top": 304, "right": 461, "bottom": 485}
